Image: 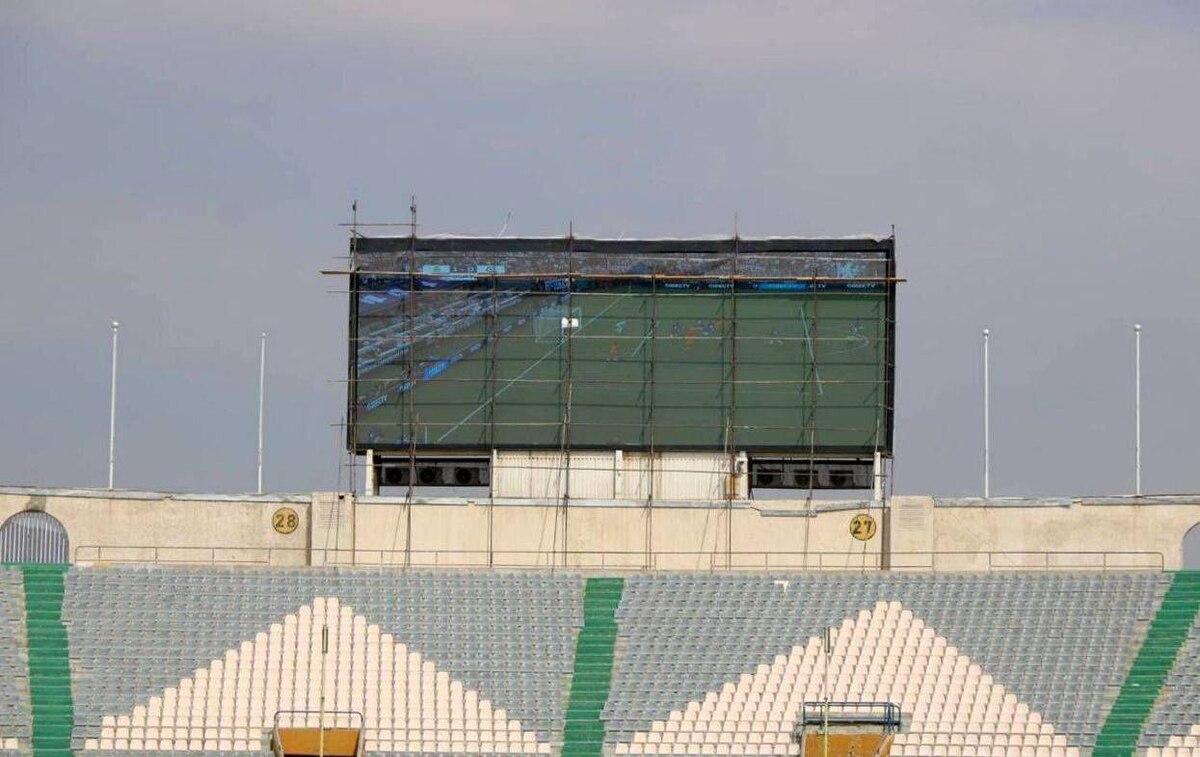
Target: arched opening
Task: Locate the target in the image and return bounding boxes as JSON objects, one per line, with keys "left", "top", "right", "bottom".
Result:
{"left": 1183, "top": 522, "right": 1200, "bottom": 571}
{"left": 0, "top": 510, "right": 69, "bottom": 564}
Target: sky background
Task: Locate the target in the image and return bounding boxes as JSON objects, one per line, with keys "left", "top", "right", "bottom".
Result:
{"left": 2, "top": 2, "right": 1198, "bottom": 502}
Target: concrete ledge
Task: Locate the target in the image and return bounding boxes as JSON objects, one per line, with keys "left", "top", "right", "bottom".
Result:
{"left": 0, "top": 485, "right": 311, "bottom": 504}
{"left": 357, "top": 495, "right": 877, "bottom": 510}
{"left": 935, "top": 495, "right": 1200, "bottom": 508}
{"left": 1081, "top": 496, "right": 1200, "bottom": 506}
{"left": 935, "top": 497, "right": 1074, "bottom": 508}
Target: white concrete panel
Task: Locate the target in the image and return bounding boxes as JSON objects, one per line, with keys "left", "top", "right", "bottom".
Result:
{"left": 492, "top": 451, "right": 616, "bottom": 499}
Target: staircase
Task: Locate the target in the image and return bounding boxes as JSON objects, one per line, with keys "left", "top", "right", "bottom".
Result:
{"left": 562, "top": 577, "right": 624, "bottom": 757}
{"left": 1094, "top": 571, "right": 1200, "bottom": 756}
{"left": 21, "top": 564, "right": 75, "bottom": 757}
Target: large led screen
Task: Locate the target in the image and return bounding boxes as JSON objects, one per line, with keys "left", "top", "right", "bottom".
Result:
{"left": 349, "top": 237, "right": 894, "bottom": 454}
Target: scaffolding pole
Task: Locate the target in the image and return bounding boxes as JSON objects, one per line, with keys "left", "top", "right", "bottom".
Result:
{"left": 327, "top": 269, "right": 904, "bottom": 284}
{"left": 347, "top": 203, "right": 359, "bottom": 498}
{"left": 404, "top": 197, "right": 418, "bottom": 567}
{"left": 880, "top": 234, "right": 898, "bottom": 569}
{"left": 645, "top": 272, "right": 658, "bottom": 569}
{"left": 725, "top": 234, "right": 740, "bottom": 570}
{"left": 487, "top": 249, "right": 501, "bottom": 568}
{"left": 800, "top": 280, "right": 823, "bottom": 570}
{"left": 557, "top": 229, "right": 576, "bottom": 568}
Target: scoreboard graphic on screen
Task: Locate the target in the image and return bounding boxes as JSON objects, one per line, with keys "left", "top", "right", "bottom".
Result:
{"left": 348, "top": 236, "right": 895, "bottom": 456}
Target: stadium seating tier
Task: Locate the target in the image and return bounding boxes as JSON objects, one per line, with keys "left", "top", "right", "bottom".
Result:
{"left": 0, "top": 566, "right": 1191, "bottom": 756}
{"left": 62, "top": 568, "right": 583, "bottom": 755}
{"left": 605, "top": 572, "right": 1166, "bottom": 754}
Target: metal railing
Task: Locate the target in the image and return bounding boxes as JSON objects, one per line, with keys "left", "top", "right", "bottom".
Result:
{"left": 73, "top": 545, "right": 1165, "bottom": 572}
{"left": 796, "top": 700, "right": 902, "bottom": 730}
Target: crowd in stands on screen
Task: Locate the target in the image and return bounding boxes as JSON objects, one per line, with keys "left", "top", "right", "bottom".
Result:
{"left": 358, "top": 291, "right": 529, "bottom": 376}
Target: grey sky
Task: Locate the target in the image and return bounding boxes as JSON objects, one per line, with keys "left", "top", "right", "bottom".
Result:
{"left": 1, "top": 2, "right": 1198, "bottom": 499}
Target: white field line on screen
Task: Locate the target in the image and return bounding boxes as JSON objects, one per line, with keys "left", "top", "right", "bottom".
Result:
{"left": 629, "top": 331, "right": 653, "bottom": 358}
{"left": 435, "top": 293, "right": 635, "bottom": 443}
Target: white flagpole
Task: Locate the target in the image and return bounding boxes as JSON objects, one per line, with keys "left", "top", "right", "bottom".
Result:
{"left": 257, "top": 332, "right": 267, "bottom": 494}
{"left": 108, "top": 321, "right": 119, "bottom": 489}
{"left": 983, "top": 328, "right": 990, "bottom": 499}
{"left": 1134, "top": 324, "right": 1142, "bottom": 496}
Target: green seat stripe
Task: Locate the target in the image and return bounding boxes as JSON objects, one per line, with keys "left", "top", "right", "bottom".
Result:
{"left": 562, "top": 577, "right": 624, "bottom": 757}
{"left": 1093, "top": 571, "right": 1200, "bottom": 756}
{"left": 21, "top": 564, "right": 75, "bottom": 757}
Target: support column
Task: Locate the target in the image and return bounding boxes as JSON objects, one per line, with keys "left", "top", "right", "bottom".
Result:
{"left": 364, "top": 449, "right": 377, "bottom": 495}
{"left": 873, "top": 451, "right": 884, "bottom": 502}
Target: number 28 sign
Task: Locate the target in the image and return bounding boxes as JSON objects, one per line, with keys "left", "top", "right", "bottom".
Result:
{"left": 849, "top": 513, "right": 877, "bottom": 541}
{"left": 272, "top": 507, "right": 300, "bottom": 535}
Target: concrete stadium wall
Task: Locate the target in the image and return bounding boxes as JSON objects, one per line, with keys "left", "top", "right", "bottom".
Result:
{"left": 0, "top": 488, "right": 310, "bottom": 566}
{"left": 2, "top": 486, "right": 1199, "bottom": 570}
{"left": 930, "top": 497, "right": 1199, "bottom": 571}
{"left": 346, "top": 496, "right": 881, "bottom": 571}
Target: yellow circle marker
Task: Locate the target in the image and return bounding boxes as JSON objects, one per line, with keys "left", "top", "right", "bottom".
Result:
{"left": 849, "top": 513, "right": 877, "bottom": 541}
{"left": 272, "top": 507, "right": 300, "bottom": 535}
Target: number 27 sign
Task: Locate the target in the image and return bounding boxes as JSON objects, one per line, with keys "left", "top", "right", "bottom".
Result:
{"left": 849, "top": 513, "right": 877, "bottom": 541}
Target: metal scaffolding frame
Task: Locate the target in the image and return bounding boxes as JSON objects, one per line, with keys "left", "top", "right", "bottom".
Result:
{"left": 332, "top": 217, "right": 900, "bottom": 570}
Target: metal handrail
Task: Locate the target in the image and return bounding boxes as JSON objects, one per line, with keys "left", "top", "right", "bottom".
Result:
{"left": 797, "top": 701, "right": 902, "bottom": 730}
{"left": 72, "top": 544, "right": 1166, "bottom": 572}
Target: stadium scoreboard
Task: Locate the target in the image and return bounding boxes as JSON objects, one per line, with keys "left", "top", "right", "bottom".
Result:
{"left": 348, "top": 236, "right": 895, "bottom": 458}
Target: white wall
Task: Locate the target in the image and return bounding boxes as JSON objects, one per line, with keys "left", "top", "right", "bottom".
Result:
{"left": 3, "top": 486, "right": 1198, "bottom": 570}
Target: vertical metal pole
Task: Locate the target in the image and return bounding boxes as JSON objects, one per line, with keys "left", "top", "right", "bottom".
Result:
{"left": 822, "top": 626, "right": 831, "bottom": 757}
{"left": 881, "top": 230, "right": 897, "bottom": 571}
{"left": 108, "top": 321, "right": 119, "bottom": 489}
{"left": 405, "top": 197, "right": 417, "bottom": 567}
{"left": 319, "top": 624, "right": 328, "bottom": 757}
{"left": 646, "top": 272, "right": 658, "bottom": 568}
{"left": 257, "top": 332, "right": 267, "bottom": 494}
{"left": 1134, "top": 324, "right": 1142, "bottom": 496}
{"left": 487, "top": 249, "right": 500, "bottom": 568}
{"left": 983, "top": 328, "right": 990, "bottom": 500}
{"left": 726, "top": 233, "right": 739, "bottom": 568}
{"left": 800, "top": 279, "right": 821, "bottom": 569}
{"left": 560, "top": 227, "right": 575, "bottom": 567}
{"left": 348, "top": 202, "right": 359, "bottom": 497}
